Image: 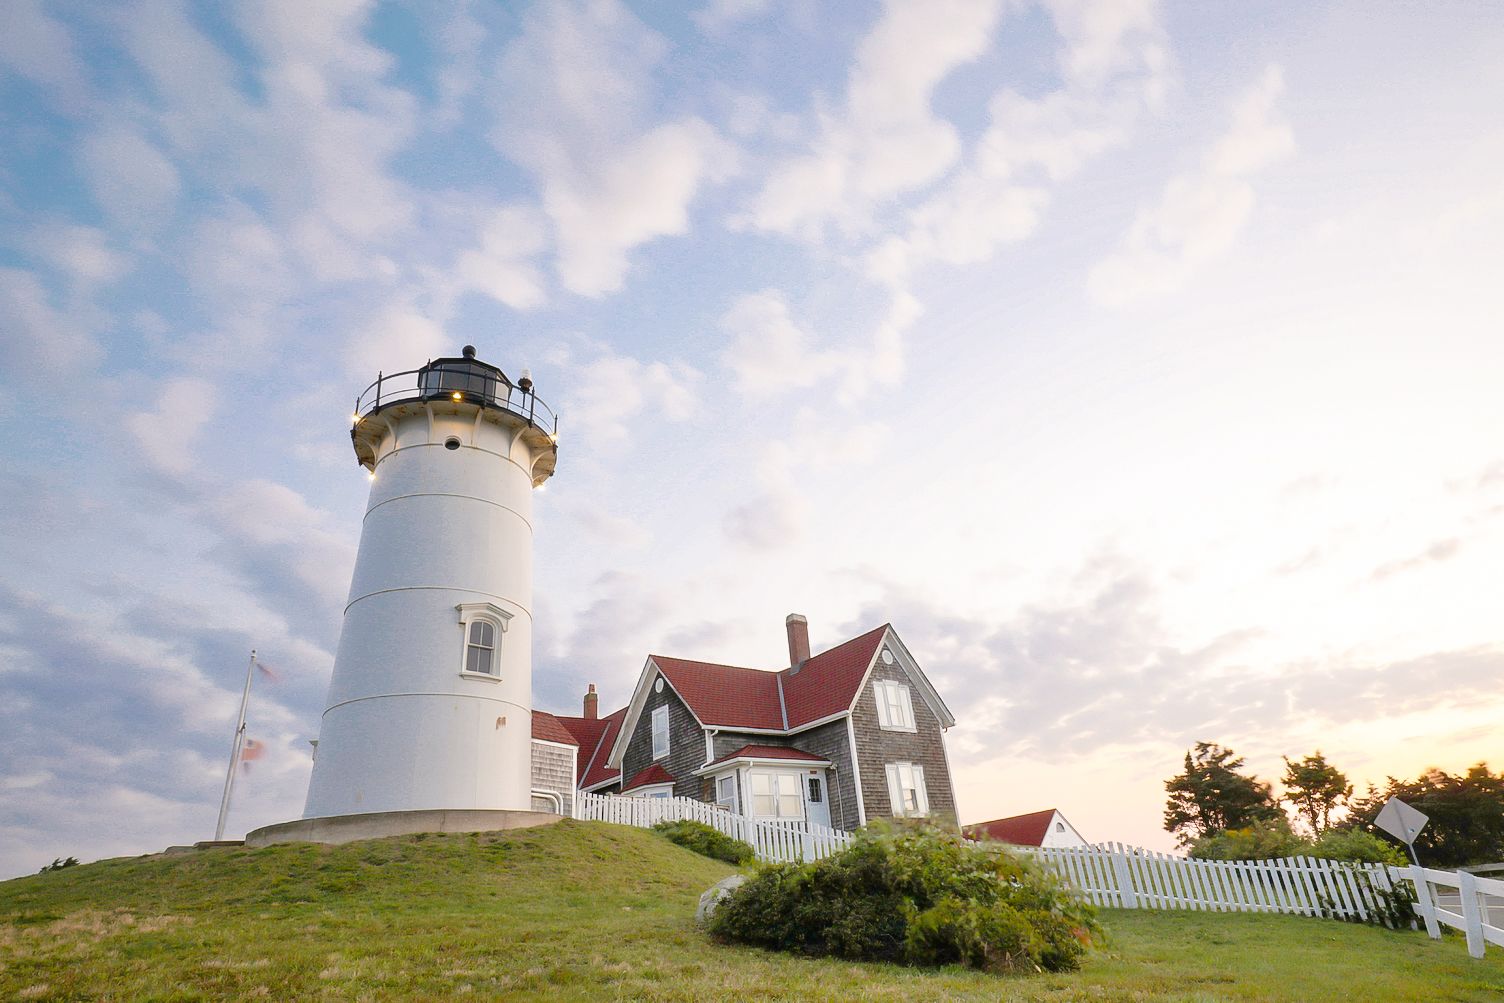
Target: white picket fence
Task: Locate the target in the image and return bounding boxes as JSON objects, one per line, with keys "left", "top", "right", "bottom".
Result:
{"left": 574, "top": 791, "right": 854, "bottom": 864}
{"left": 1029, "top": 842, "right": 1401, "bottom": 923}
{"left": 1400, "top": 865, "right": 1504, "bottom": 959}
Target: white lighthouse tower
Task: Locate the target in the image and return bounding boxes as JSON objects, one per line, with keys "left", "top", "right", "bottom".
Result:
{"left": 302, "top": 346, "right": 558, "bottom": 819}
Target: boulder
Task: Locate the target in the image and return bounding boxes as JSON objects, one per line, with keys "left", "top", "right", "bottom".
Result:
{"left": 696, "top": 874, "right": 746, "bottom": 926}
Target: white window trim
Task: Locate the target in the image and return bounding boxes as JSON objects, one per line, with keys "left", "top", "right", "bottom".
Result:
{"left": 748, "top": 768, "right": 807, "bottom": 821}
{"left": 715, "top": 773, "right": 739, "bottom": 814}
{"left": 651, "top": 705, "right": 670, "bottom": 760}
{"left": 874, "top": 680, "right": 917, "bottom": 732}
{"left": 885, "top": 761, "right": 929, "bottom": 818}
{"left": 456, "top": 602, "right": 511, "bottom": 680}
{"left": 625, "top": 782, "right": 674, "bottom": 799}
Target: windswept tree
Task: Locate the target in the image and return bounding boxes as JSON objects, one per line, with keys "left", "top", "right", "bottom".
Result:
{"left": 1164, "top": 742, "right": 1281, "bottom": 847}
{"left": 1282, "top": 751, "right": 1353, "bottom": 836}
{"left": 1350, "top": 763, "right": 1504, "bottom": 867}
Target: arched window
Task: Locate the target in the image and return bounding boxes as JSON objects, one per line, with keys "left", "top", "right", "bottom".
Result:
{"left": 466, "top": 619, "right": 496, "bottom": 676}
{"left": 456, "top": 602, "right": 512, "bottom": 679}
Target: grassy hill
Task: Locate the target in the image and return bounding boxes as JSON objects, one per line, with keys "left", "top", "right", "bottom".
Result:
{"left": 2, "top": 820, "right": 1501, "bottom": 1001}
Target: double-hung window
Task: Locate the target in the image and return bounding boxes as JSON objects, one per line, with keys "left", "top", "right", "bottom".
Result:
{"left": 651, "top": 706, "right": 670, "bottom": 760}
{"left": 456, "top": 602, "right": 511, "bottom": 679}
{"left": 716, "top": 775, "right": 738, "bottom": 813}
{"left": 874, "top": 680, "right": 916, "bottom": 731}
{"left": 885, "top": 762, "right": 929, "bottom": 817}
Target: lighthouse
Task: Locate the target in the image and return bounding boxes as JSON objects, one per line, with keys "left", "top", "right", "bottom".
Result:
{"left": 302, "top": 347, "right": 558, "bottom": 819}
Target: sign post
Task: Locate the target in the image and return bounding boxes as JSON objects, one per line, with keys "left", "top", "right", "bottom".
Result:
{"left": 1374, "top": 796, "right": 1428, "bottom": 866}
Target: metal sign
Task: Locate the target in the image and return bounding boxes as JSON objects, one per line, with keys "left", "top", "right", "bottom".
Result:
{"left": 1375, "top": 796, "right": 1428, "bottom": 845}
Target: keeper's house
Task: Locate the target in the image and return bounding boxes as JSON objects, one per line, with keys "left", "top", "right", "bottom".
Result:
{"left": 549, "top": 615, "right": 957, "bottom": 831}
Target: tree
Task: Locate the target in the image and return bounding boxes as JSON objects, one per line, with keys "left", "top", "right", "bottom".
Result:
{"left": 1281, "top": 751, "right": 1352, "bottom": 836}
{"left": 1164, "top": 742, "right": 1282, "bottom": 847}
{"left": 1349, "top": 763, "right": 1504, "bottom": 867}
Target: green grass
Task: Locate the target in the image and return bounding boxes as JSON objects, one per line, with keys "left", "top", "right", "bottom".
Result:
{"left": 1, "top": 820, "right": 1500, "bottom": 1001}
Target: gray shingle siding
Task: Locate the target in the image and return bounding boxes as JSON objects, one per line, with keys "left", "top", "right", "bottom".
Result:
{"left": 621, "top": 680, "right": 708, "bottom": 798}
{"left": 530, "top": 740, "right": 575, "bottom": 816}
{"left": 851, "top": 651, "right": 957, "bottom": 824}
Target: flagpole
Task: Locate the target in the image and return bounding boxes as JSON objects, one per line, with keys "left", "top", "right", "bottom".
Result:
{"left": 215, "top": 649, "right": 256, "bottom": 841}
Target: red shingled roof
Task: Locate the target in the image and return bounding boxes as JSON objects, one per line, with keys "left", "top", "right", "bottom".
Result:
{"left": 530, "top": 710, "right": 579, "bottom": 746}
{"left": 621, "top": 762, "right": 675, "bottom": 792}
{"left": 649, "top": 623, "right": 890, "bottom": 732}
{"left": 780, "top": 624, "right": 888, "bottom": 726}
{"left": 652, "top": 656, "right": 785, "bottom": 730}
{"left": 965, "top": 809, "right": 1058, "bottom": 847}
{"left": 556, "top": 707, "right": 626, "bottom": 788}
{"left": 704, "top": 744, "right": 829, "bottom": 769}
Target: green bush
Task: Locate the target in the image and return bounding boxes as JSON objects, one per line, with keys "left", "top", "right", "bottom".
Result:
{"left": 1309, "top": 828, "right": 1406, "bottom": 865}
{"left": 1188, "top": 818, "right": 1305, "bottom": 860}
{"left": 1189, "top": 819, "right": 1406, "bottom": 867}
{"left": 708, "top": 822, "right": 1097, "bottom": 974}
{"left": 651, "top": 819, "right": 754, "bottom": 866}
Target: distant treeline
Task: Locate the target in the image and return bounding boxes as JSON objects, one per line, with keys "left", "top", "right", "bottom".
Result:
{"left": 1162, "top": 742, "right": 1503, "bottom": 867}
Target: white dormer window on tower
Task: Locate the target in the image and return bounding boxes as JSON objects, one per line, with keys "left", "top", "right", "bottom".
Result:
{"left": 652, "top": 705, "right": 670, "bottom": 759}
{"left": 456, "top": 603, "right": 511, "bottom": 679}
{"left": 874, "top": 679, "right": 916, "bottom": 731}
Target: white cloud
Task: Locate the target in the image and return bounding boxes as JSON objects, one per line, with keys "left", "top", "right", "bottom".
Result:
{"left": 720, "top": 289, "right": 844, "bottom": 396}
{"left": 744, "top": 0, "right": 1004, "bottom": 240}
{"left": 446, "top": 204, "right": 549, "bottom": 312}
{"left": 29, "top": 224, "right": 129, "bottom": 286}
{"left": 0, "top": 0, "right": 91, "bottom": 111}
{"left": 563, "top": 348, "right": 700, "bottom": 446}
{"left": 493, "top": 0, "right": 736, "bottom": 297}
{"left": 0, "top": 267, "right": 101, "bottom": 377}
{"left": 1089, "top": 64, "right": 1294, "bottom": 307}
{"left": 694, "top": 0, "right": 773, "bottom": 35}
{"left": 874, "top": 5, "right": 1168, "bottom": 280}
{"left": 346, "top": 304, "right": 449, "bottom": 379}
{"left": 79, "top": 125, "right": 182, "bottom": 227}
{"left": 127, "top": 377, "right": 218, "bottom": 477}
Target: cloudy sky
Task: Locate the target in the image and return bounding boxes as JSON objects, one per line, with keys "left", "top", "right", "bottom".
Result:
{"left": 2, "top": 0, "right": 1501, "bottom": 877}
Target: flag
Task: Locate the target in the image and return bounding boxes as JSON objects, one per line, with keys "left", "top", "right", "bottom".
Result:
{"left": 255, "top": 661, "right": 281, "bottom": 682}
{"left": 241, "top": 738, "right": 265, "bottom": 772}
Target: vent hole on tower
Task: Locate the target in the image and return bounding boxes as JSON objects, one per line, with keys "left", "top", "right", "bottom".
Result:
{"left": 444, "top": 436, "right": 461, "bottom": 450}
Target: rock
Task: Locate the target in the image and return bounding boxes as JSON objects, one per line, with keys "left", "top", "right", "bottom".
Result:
{"left": 696, "top": 874, "right": 746, "bottom": 926}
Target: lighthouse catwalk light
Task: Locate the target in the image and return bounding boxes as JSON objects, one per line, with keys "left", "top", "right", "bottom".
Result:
{"left": 302, "top": 347, "right": 559, "bottom": 818}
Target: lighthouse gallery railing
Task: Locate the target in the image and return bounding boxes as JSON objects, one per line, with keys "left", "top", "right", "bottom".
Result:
{"left": 354, "top": 363, "right": 558, "bottom": 436}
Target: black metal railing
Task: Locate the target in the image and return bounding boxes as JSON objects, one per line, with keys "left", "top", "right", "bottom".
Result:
{"left": 353, "top": 363, "right": 558, "bottom": 436}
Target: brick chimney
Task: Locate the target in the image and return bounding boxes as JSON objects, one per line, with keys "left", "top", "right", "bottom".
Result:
{"left": 786, "top": 613, "right": 810, "bottom": 668}
{"left": 583, "top": 683, "right": 598, "bottom": 720}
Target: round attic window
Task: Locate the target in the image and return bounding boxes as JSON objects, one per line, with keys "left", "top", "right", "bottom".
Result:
{"left": 654, "top": 677, "right": 664, "bottom": 694}
{"left": 444, "top": 436, "right": 461, "bottom": 450}
{"left": 881, "top": 649, "right": 894, "bottom": 665}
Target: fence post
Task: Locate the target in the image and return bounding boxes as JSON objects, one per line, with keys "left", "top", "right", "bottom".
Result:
{"left": 1401, "top": 866, "right": 1442, "bottom": 940}
{"left": 1111, "top": 848, "right": 1139, "bottom": 909}
{"left": 1458, "top": 869, "right": 1486, "bottom": 959}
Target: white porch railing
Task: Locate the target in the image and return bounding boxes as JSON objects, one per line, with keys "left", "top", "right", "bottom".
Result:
{"left": 1396, "top": 864, "right": 1504, "bottom": 959}
{"left": 573, "top": 791, "right": 854, "bottom": 863}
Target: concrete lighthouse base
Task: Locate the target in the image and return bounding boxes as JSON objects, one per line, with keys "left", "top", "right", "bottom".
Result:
{"left": 245, "top": 808, "right": 563, "bottom": 848}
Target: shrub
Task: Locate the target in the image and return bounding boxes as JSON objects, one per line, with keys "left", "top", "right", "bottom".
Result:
{"left": 1189, "top": 818, "right": 1305, "bottom": 860}
{"left": 1309, "top": 828, "right": 1406, "bottom": 866}
{"left": 1190, "top": 820, "right": 1406, "bottom": 867}
{"left": 651, "top": 820, "right": 754, "bottom": 866}
{"left": 39, "top": 857, "right": 79, "bottom": 873}
{"left": 708, "top": 822, "right": 1097, "bottom": 974}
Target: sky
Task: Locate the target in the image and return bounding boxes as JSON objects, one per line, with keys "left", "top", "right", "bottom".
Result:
{"left": 0, "top": 0, "right": 1501, "bottom": 879}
